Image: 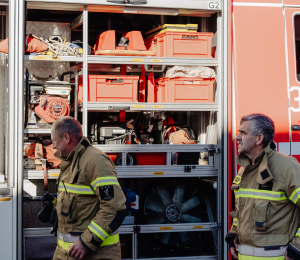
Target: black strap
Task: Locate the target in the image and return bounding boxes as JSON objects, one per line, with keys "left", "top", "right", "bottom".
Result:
{"left": 81, "top": 139, "right": 89, "bottom": 148}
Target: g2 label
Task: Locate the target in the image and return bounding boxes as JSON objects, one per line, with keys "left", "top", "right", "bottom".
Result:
{"left": 208, "top": 2, "right": 221, "bottom": 9}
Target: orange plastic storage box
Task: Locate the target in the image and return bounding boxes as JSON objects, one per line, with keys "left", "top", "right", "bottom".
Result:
{"left": 78, "top": 75, "right": 140, "bottom": 103}
{"left": 145, "top": 31, "right": 214, "bottom": 58}
{"left": 148, "top": 77, "right": 215, "bottom": 103}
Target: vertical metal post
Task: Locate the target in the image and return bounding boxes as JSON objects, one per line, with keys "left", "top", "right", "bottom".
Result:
{"left": 217, "top": 3, "right": 228, "bottom": 259}
{"left": 8, "top": 2, "right": 16, "bottom": 259}
{"left": 17, "top": 0, "right": 25, "bottom": 259}
{"left": 83, "top": 5, "right": 88, "bottom": 136}
{"left": 187, "top": 111, "right": 190, "bottom": 126}
{"left": 8, "top": 0, "right": 15, "bottom": 187}
{"left": 134, "top": 232, "right": 137, "bottom": 259}
{"left": 201, "top": 17, "right": 207, "bottom": 32}
{"left": 122, "top": 152, "right": 127, "bottom": 166}
{"left": 222, "top": 1, "right": 229, "bottom": 259}
{"left": 166, "top": 152, "right": 172, "bottom": 166}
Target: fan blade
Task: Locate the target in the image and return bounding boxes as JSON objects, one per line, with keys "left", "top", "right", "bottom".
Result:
{"left": 180, "top": 196, "right": 200, "bottom": 213}
{"left": 180, "top": 232, "right": 189, "bottom": 243}
{"left": 146, "top": 200, "right": 166, "bottom": 213}
{"left": 147, "top": 215, "right": 165, "bottom": 224}
{"left": 173, "top": 182, "right": 185, "bottom": 206}
{"left": 157, "top": 184, "right": 173, "bottom": 206}
{"left": 181, "top": 214, "right": 202, "bottom": 223}
{"left": 161, "top": 232, "right": 171, "bottom": 245}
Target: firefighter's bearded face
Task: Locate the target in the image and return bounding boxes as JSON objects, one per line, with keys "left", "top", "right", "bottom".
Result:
{"left": 237, "top": 121, "right": 261, "bottom": 156}
{"left": 51, "top": 130, "right": 70, "bottom": 159}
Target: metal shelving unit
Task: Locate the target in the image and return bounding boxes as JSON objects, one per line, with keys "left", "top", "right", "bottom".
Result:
{"left": 86, "top": 102, "right": 219, "bottom": 112}
{"left": 26, "top": 0, "right": 222, "bottom": 12}
{"left": 24, "top": 55, "right": 83, "bottom": 62}
{"left": 20, "top": 1, "right": 227, "bottom": 260}
{"left": 24, "top": 166, "right": 218, "bottom": 179}
{"left": 24, "top": 128, "right": 51, "bottom": 134}
{"left": 88, "top": 56, "right": 218, "bottom": 66}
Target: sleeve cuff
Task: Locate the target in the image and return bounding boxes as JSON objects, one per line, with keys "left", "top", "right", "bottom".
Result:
{"left": 80, "top": 229, "right": 101, "bottom": 251}
{"left": 287, "top": 244, "right": 300, "bottom": 259}
{"left": 79, "top": 236, "right": 92, "bottom": 252}
{"left": 225, "top": 232, "right": 237, "bottom": 244}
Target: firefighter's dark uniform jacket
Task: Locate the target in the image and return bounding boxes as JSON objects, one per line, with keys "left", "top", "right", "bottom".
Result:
{"left": 226, "top": 142, "right": 300, "bottom": 260}
{"left": 52, "top": 138, "right": 126, "bottom": 260}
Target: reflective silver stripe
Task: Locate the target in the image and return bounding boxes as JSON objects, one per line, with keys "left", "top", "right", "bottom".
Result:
{"left": 238, "top": 189, "right": 287, "bottom": 200}
{"left": 58, "top": 184, "right": 94, "bottom": 194}
{"left": 111, "top": 228, "right": 119, "bottom": 236}
{"left": 88, "top": 222, "right": 108, "bottom": 240}
{"left": 289, "top": 188, "right": 300, "bottom": 204}
{"left": 239, "top": 245, "right": 287, "bottom": 257}
{"left": 57, "top": 231, "right": 80, "bottom": 243}
{"left": 91, "top": 178, "right": 119, "bottom": 190}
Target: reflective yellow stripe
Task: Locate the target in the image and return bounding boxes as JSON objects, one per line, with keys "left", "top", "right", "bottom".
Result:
{"left": 236, "top": 188, "right": 287, "bottom": 201}
{"left": 88, "top": 221, "right": 109, "bottom": 241}
{"left": 296, "top": 228, "right": 300, "bottom": 238}
{"left": 234, "top": 190, "right": 239, "bottom": 198}
{"left": 233, "top": 218, "right": 237, "bottom": 227}
{"left": 58, "top": 238, "right": 73, "bottom": 251}
{"left": 91, "top": 176, "right": 120, "bottom": 190}
{"left": 239, "top": 254, "right": 284, "bottom": 260}
{"left": 57, "top": 234, "right": 119, "bottom": 250}
{"left": 101, "top": 234, "right": 119, "bottom": 246}
{"left": 289, "top": 187, "right": 300, "bottom": 204}
{"left": 58, "top": 182, "right": 94, "bottom": 195}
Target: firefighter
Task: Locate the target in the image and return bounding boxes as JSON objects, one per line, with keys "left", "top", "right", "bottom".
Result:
{"left": 50, "top": 116, "right": 126, "bottom": 260}
{"left": 226, "top": 114, "right": 300, "bottom": 260}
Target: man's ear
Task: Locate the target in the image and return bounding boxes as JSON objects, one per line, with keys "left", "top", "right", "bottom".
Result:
{"left": 256, "top": 134, "right": 264, "bottom": 146}
{"left": 63, "top": 133, "right": 71, "bottom": 144}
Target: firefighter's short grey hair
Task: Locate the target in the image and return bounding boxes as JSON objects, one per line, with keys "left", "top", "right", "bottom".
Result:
{"left": 240, "top": 113, "right": 275, "bottom": 148}
{"left": 52, "top": 116, "right": 83, "bottom": 141}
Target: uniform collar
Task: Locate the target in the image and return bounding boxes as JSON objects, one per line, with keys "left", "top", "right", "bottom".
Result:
{"left": 236, "top": 142, "right": 275, "bottom": 184}
{"left": 54, "top": 137, "right": 90, "bottom": 161}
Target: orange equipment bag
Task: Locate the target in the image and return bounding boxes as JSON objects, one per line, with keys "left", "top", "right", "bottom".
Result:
{"left": 0, "top": 35, "right": 48, "bottom": 54}
{"left": 0, "top": 38, "right": 8, "bottom": 54}
{"left": 25, "top": 35, "right": 48, "bottom": 54}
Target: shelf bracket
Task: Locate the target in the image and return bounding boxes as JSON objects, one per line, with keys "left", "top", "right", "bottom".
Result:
{"left": 211, "top": 224, "right": 222, "bottom": 229}
{"left": 134, "top": 225, "right": 141, "bottom": 234}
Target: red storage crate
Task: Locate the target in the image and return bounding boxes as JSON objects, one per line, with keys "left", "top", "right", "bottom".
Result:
{"left": 108, "top": 153, "right": 166, "bottom": 165}
{"left": 78, "top": 75, "right": 139, "bottom": 103}
{"left": 145, "top": 31, "right": 213, "bottom": 58}
{"left": 152, "top": 77, "right": 215, "bottom": 103}
{"left": 135, "top": 153, "right": 166, "bottom": 165}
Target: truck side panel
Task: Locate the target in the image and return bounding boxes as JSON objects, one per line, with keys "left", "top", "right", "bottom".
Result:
{"left": 232, "top": 5, "right": 290, "bottom": 150}
{"left": 284, "top": 8, "right": 300, "bottom": 160}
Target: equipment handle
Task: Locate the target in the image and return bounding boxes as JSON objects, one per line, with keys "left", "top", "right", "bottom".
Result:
{"left": 291, "top": 125, "right": 300, "bottom": 131}
{"left": 144, "top": 64, "right": 166, "bottom": 72}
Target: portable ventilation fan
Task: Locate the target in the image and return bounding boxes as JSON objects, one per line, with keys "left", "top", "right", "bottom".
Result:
{"left": 140, "top": 179, "right": 203, "bottom": 248}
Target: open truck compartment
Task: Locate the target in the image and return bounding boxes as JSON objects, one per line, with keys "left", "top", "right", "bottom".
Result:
{"left": 0, "top": 1, "right": 225, "bottom": 259}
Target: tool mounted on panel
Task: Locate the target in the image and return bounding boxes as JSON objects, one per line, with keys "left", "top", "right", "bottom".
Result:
{"left": 25, "top": 70, "right": 78, "bottom": 128}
